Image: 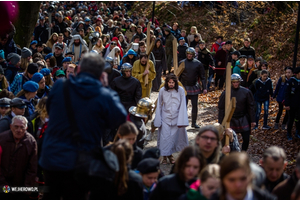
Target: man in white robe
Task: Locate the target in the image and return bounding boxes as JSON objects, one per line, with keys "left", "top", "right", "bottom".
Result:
{"left": 154, "top": 73, "right": 189, "bottom": 164}
{"left": 67, "top": 34, "right": 89, "bottom": 62}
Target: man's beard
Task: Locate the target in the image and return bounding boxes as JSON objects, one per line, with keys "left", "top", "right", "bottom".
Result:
{"left": 140, "top": 62, "right": 147, "bottom": 66}
{"left": 168, "top": 85, "right": 174, "bottom": 89}
{"left": 74, "top": 41, "right": 80, "bottom": 46}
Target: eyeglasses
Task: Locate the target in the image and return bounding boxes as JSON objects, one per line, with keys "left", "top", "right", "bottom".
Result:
{"left": 111, "top": 42, "right": 116, "bottom": 45}
{"left": 200, "top": 135, "right": 218, "bottom": 142}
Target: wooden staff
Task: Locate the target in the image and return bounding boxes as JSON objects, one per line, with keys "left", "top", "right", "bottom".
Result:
{"left": 144, "top": 22, "right": 151, "bottom": 87}
{"left": 173, "top": 37, "right": 178, "bottom": 72}
{"left": 222, "top": 61, "right": 236, "bottom": 154}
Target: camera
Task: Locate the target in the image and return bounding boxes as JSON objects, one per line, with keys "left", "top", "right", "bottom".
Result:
{"left": 47, "top": 4, "right": 55, "bottom": 13}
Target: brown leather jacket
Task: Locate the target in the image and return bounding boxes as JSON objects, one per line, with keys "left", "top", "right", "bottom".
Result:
{"left": 0, "top": 130, "right": 37, "bottom": 187}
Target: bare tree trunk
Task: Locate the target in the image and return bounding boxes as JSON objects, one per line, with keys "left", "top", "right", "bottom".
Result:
{"left": 14, "top": 1, "right": 41, "bottom": 48}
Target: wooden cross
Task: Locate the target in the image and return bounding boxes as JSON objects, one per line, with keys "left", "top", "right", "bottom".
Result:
{"left": 173, "top": 38, "right": 185, "bottom": 77}
{"left": 144, "top": 22, "right": 155, "bottom": 97}
{"left": 221, "top": 61, "right": 236, "bottom": 154}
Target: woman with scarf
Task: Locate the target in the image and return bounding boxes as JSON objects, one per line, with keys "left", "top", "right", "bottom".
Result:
{"left": 152, "top": 38, "right": 167, "bottom": 92}
{"left": 107, "top": 46, "right": 121, "bottom": 69}
{"left": 120, "top": 49, "right": 138, "bottom": 69}
{"left": 118, "top": 34, "right": 128, "bottom": 53}
{"left": 210, "top": 36, "right": 223, "bottom": 57}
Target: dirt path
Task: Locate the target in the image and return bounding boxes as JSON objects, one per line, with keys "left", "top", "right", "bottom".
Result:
{"left": 143, "top": 90, "right": 300, "bottom": 175}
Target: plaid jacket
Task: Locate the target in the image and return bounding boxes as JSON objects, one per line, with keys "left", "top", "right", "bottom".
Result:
{"left": 10, "top": 73, "right": 29, "bottom": 96}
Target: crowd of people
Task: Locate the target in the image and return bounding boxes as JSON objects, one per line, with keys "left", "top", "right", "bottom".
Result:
{"left": 0, "top": 1, "right": 300, "bottom": 200}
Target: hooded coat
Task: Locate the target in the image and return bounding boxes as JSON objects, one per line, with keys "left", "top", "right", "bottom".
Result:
{"left": 67, "top": 35, "right": 89, "bottom": 62}
{"left": 152, "top": 38, "right": 167, "bottom": 70}
{"left": 39, "top": 72, "right": 127, "bottom": 171}
{"left": 107, "top": 46, "right": 121, "bottom": 67}
{"left": 120, "top": 49, "right": 138, "bottom": 68}
{"left": 72, "top": 21, "right": 84, "bottom": 35}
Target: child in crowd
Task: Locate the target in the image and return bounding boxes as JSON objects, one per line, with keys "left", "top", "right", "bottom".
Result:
{"left": 233, "top": 55, "right": 247, "bottom": 75}
{"left": 110, "top": 121, "right": 143, "bottom": 170}
{"left": 137, "top": 158, "right": 160, "bottom": 200}
{"left": 253, "top": 70, "right": 273, "bottom": 130}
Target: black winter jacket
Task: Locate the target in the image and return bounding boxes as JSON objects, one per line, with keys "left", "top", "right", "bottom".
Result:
{"left": 254, "top": 78, "right": 273, "bottom": 102}
{"left": 285, "top": 77, "right": 300, "bottom": 108}
{"left": 239, "top": 45, "right": 256, "bottom": 59}
{"left": 149, "top": 174, "right": 187, "bottom": 200}
{"left": 197, "top": 48, "right": 214, "bottom": 70}
{"left": 178, "top": 44, "right": 188, "bottom": 62}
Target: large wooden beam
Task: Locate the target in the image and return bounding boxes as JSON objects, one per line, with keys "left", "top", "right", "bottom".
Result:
{"left": 173, "top": 38, "right": 178, "bottom": 72}
{"left": 222, "top": 97, "right": 236, "bottom": 127}
{"left": 224, "top": 61, "right": 232, "bottom": 147}
{"left": 144, "top": 22, "right": 152, "bottom": 86}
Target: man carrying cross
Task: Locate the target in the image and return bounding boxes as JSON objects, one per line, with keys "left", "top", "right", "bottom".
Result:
{"left": 132, "top": 54, "right": 156, "bottom": 98}
{"left": 218, "top": 74, "right": 256, "bottom": 151}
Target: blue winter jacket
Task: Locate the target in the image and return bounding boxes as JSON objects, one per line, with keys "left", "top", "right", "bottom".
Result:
{"left": 273, "top": 76, "right": 289, "bottom": 103}
{"left": 39, "top": 72, "right": 127, "bottom": 171}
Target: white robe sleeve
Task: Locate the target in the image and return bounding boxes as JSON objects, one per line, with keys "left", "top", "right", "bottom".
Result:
{"left": 154, "top": 87, "right": 163, "bottom": 128}
{"left": 177, "top": 86, "right": 189, "bottom": 127}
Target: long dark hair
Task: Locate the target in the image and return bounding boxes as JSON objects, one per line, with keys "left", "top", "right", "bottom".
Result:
{"left": 175, "top": 146, "right": 206, "bottom": 181}
{"left": 164, "top": 73, "right": 178, "bottom": 92}
{"left": 111, "top": 139, "right": 133, "bottom": 196}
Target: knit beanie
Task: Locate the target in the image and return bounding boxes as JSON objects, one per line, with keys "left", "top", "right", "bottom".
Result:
{"left": 21, "top": 47, "right": 32, "bottom": 58}
{"left": 7, "top": 53, "right": 21, "bottom": 65}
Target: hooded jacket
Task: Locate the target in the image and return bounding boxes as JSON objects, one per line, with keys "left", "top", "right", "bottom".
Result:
{"left": 39, "top": 72, "right": 127, "bottom": 171}
{"left": 152, "top": 38, "right": 167, "bottom": 70}
{"left": 120, "top": 49, "right": 138, "bottom": 68}
{"left": 72, "top": 21, "right": 84, "bottom": 35}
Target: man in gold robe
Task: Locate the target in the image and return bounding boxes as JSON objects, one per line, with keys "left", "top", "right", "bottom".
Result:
{"left": 132, "top": 54, "right": 156, "bottom": 98}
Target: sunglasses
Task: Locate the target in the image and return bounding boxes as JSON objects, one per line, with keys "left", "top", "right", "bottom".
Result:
{"left": 111, "top": 42, "right": 116, "bottom": 45}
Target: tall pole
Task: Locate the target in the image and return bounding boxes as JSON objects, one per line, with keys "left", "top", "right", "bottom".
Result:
{"left": 48, "top": 13, "right": 52, "bottom": 40}
{"left": 293, "top": 2, "right": 300, "bottom": 69}
{"left": 152, "top": 1, "right": 155, "bottom": 26}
